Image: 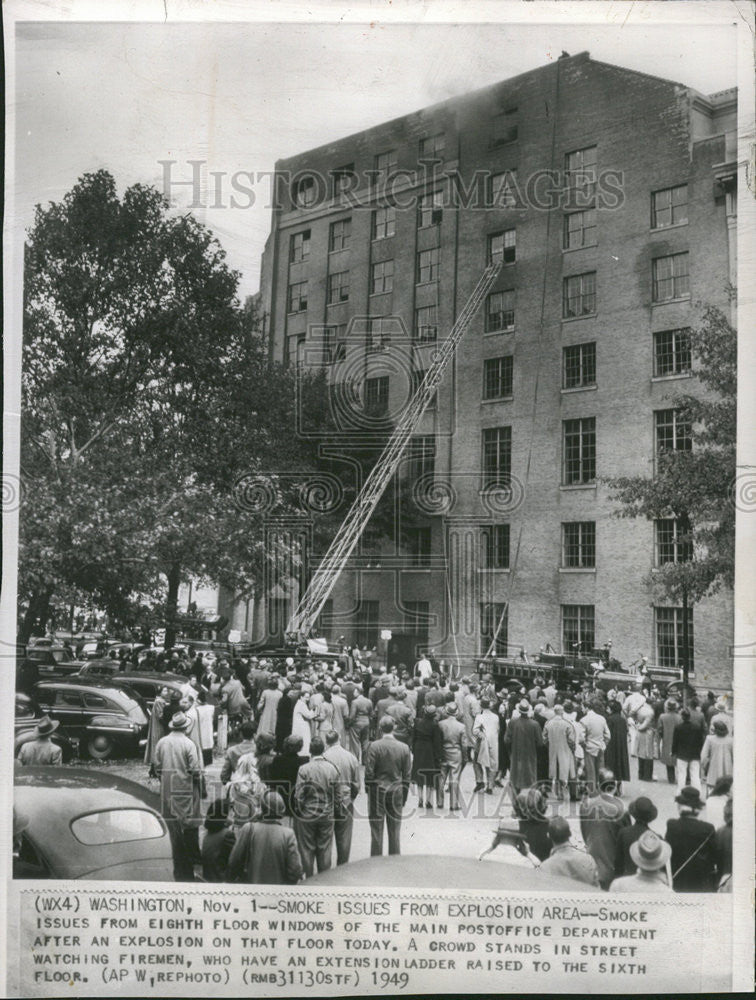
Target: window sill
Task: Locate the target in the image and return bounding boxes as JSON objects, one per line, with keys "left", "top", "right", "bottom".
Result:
{"left": 416, "top": 279, "right": 440, "bottom": 288}
{"left": 562, "top": 312, "right": 597, "bottom": 324}
{"left": 287, "top": 309, "right": 307, "bottom": 316}
{"left": 484, "top": 328, "right": 515, "bottom": 337}
{"left": 329, "top": 247, "right": 350, "bottom": 254}
{"left": 559, "top": 567, "right": 597, "bottom": 574}
{"left": 651, "top": 372, "right": 693, "bottom": 383}
{"left": 651, "top": 295, "right": 691, "bottom": 306}
{"left": 326, "top": 300, "right": 350, "bottom": 307}
{"left": 371, "top": 234, "right": 395, "bottom": 243}
{"left": 481, "top": 396, "right": 514, "bottom": 404}
{"left": 562, "top": 243, "right": 597, "bottom": 254}
{"left": 369, "top": 290, "right": 393, "bottom": 297}
{"left": 561, "top": 384, "right": 597, "bottom": 395}
{"left": 560, "top": 483, "right": 597, "bottom": 492}
{"left": 650, "top": 221, "right": 689, "bottom": 233}
{"left": 478, "top": 567, "right": 511, "bottom": 573}
{"left": 487, "top": 259, "right": 516, "bottom": 267}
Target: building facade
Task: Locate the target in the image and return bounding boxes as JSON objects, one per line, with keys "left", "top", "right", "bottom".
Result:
{"left": 258, "top": 52, "right": 736, "bottom": 689}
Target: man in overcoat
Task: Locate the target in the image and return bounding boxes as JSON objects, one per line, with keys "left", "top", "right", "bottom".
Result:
{"left": 154, "top": 712, "right": 203, "bottom": 881}
{"left": 504, "top": 699, "right": 543, "bottom": 793}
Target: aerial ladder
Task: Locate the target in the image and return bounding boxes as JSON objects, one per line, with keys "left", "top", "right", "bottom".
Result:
{"left": 285, "top": 259, "right": 503, "bottom": 646}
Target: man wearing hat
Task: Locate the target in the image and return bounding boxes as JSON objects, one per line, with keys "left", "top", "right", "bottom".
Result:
{"left": 615, "top": 797, "right": 660, "bottom": 876}
{"left": 665, "top": 786, "right": 717, "bottom": 892}
{"left": 384, "top": 687, "right": 414, "bottom": 746}
{"left": 437, "top": 701, "right": 468, "bottom": 811}
{"left": 504, "top": 698, "right": 543, "bottom": 794}
{"left": 227, "top": 790, "right": 304, "bottom": 885}
{"left": 610, "top": 831, "right": 672, "bottom": 892}
{"left": 17, "top": 716, "right": 63, "bottom": 766}
{"left": 154, "top": 712, "right": 203, "bottom": 881}
{"left": 18, "top": 715, "right": 63, "bottom": 766}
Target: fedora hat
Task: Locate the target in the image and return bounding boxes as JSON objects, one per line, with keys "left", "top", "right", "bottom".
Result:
{"left": 629, "top": 830, "right": 671, "bottom": 871}
{"left": 675, "top": 785, "right": 705, "bottom": 810}
{"left": 445, "top": 701, "right": 458, "bottom": 715}
{"left": 629, "top": 796, "right": 658, "bottom": 824}
{"left": 518, "top": 698, "right": 531, "bottom": 713}
{"left": 35, "top": 716, "right": 59, "bottom": 737}
{"left": 169, "top": 712, "right": 191, "bottom": 731}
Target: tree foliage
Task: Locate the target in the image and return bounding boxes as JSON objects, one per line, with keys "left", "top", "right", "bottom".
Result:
{"left": 605, "top": 305, "right": 736, "bottom": 606}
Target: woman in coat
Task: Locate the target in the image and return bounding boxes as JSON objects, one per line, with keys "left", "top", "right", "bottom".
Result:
{"left": 472, "top": 699, "right": 500, "bottom": 794}
{"left": 257, "top": 678, "right": 283, "bottom": 739}
{"left": 700, "top": 721, "right": 734, "bottom": 795}
{"left": 412, "top": 705, "right": 443, "bottom": 807}
{"left": 634, "top": 698, "right": 657, "bottom": 782}
{"left": 291, "top": 691, "right": 315, "bottom": 759}
{"left": 315, "top": 689, "right": 336, "bottom": 737}
{"left": 227, "top": 751, "right": 265, "bottom": 831}
{"left": 145, "top": 686, "right": 169, "bottom": 777}
{"left": 605, "top": 700, "right": 631, "bottom": 794}
{"left": 657, "top": 699, "right": 682, "bottom": 784}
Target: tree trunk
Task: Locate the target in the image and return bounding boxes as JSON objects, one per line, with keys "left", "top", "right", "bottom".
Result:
{"left": 18, "top": 587, "right": 54, "bottom": 645}
{"left": 681, "top": 586, "right": 690, "bottom": 709}
{"left": 164, "top": 561, "right": 181, "bottom": 650}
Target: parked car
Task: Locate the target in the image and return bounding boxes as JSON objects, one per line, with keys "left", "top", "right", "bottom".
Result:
{"left": 23, "top": 645, "right": 87, "bottom": 678}
{"left": 14, "top": 692, "right": 76, "bottom": 763}
{"left": 306, "top": 854, "right": 597, "bottom": 891}
{"left": 33, "top": 678, "right": 149, "bottom": 759}
{"left": 14, "top": 766, "right": 174, "bottom": 880}
{"left": 109, "top": 672, "right": 188, "bottom": 712}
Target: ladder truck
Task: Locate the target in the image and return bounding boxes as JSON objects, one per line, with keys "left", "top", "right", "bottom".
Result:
{"left": 285, "top": 259, "right": 503, "bottom": 648}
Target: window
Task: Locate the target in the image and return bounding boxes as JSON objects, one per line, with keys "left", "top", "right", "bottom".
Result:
{"left": 404, "top": 601, "right": 430, "bottom": 642}
{"left": 651, "top": 185, "right": 688, "bottom": 229}
{"left": 414, "top": 305, "right": 438, "bottom": 342}
{"left": 332, "top": 163, "right": 356, "bottom": 198}
{"left": 652, "top": 253, "right": 689, "bottom": 302}
{"left": 483, "top": 356, "right": 514, "bottom": 399}
{"left": 654, "top": 329, "right": 692, "bottom": 376}
{"left": 283, "top": 333, "right": 305, "bottom": 369}
{"left": 366, "top": 317, "right": 391, "bottom": 353}
{"left": 329, "top": 218, "right": 351, "bottom": 252}
{"left": 655, "top": 606, "right": 694, "bottom": 669}
{"left": 563, "top": 272, "right": 596, "bottom": 318}
{"left": 407, "top": 435, "right": 436, "bottom": 480}
{"left": 323, "top": 324, "right": 346, "bottom": 363}
{"left": 54, "top": 690, "right": 83, "bottom": 707}
{"left": 407, "top": 527, "right": 432, "bottom": 567}
{"left": 416, "top": 247, "right": 440, "bottom": 284}
{"left": 370, "top": 259, "right": 394, "bottom": 294}
{"left": 72, "top": 810, "right": 164, "bottom": 845}
{"left": 289, "top": 229, "right": 310, "bottom": 263}
{"left": 327, "top": 270, "right": 350, "bottom": 304}
{"left": 563, "top": 342, "right": 596, "bottom": 388}
{"left": 410, "top": 369, "right": 437, "bottom": 408}
{"left": 491, "top": 107, "right": 518, "bottom": 146}
{"left": 293, "top": 175, "right": 317, "bottom": 208}
{"left": 564, "top": 146, "right": 597, "bottom": 202}
{"left": 655, "top": 518, "right": 693, "bottom": 565}
{"left": 489, "top": 170, "right": 518, "bottom": 208}
{"left": 374, "top": 150, "right": 398, "bottom": 186}
{"left": 372, "top": 206, "right": 396, "bottom": 240}
{"left": 83, "top": 693, "right": 110, "bottom": 709}
{"left": 655, "top": 409, "right": 692, "bottom": 454}
{"left": 561, "top": 604, "right": 595, "bottom": 652}
{"left": 481, "top": 524, "right": 510, "bottom": 569}
{"left": 563, "top": 417, "right": 596, "bottom": 484}
{"left": 482, "top": 426, "right": 512, "bottom": 488}
{"left": 485, "top": 290, "right": 515, "bottom": 332}
{"left": 356, "top": 600, "right": 380, "bottom": 648}
{"left": 364, "top": 376, "right": 389, "bottom": 416}
{"left": 418, "top": 191, "right": 444, "bottom": 228}
{"left": 562, "top": 522, "right": 596, "bottom": 568}
{"left": 419, "top": 133, "right": 445, "bottom": 160}
{"left": 481, "top": 602, "right": 508, "bottom": 656}
{"left": 287, "top": 280, "right": 307, "bottom": 313}
{"left": 563, "top": 209, "right": 597, "bottom": 249}
{"left": 488, "top": 229, "right": 516, "bottom": 265}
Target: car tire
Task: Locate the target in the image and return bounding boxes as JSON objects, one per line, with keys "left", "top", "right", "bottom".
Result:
{"left": 86, "top": 734, "right": 115, "bottom": 760}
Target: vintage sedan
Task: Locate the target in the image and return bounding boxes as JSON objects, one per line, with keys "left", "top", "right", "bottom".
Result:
{"left": 109, "top": 672, "right": 188, "bottom": 712}
{"left": 14, "top": 766, "right": 174, "bottom": 880}
{"left": 33, "top": 678, "right": 149, "bottom": 759}
{"left": 14, "top": 693, "right": 76, "bottom": 762}
{"left": 23, "top": 645, "right": 87, "bottom": 678}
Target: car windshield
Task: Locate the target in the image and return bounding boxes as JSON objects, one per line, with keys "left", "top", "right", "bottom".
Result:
{"left": 70, "top": 809, "right": 164, "bottom": 845}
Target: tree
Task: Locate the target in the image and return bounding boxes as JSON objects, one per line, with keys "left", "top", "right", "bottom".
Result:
{"left": 18, "top": 171, "right": 326, "bottom": 643}
{"left": 605, "top": 305, "right": 736, "bottom": 689}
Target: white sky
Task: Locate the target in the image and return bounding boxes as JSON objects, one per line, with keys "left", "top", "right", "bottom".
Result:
{"left": 13, "top": 15, "right": 740, "bottom": 299}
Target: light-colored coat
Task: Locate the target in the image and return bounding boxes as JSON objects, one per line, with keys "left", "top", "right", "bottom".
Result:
{"left": 634, "top": 702, "right": 657, "bottom": 760}
{"left": 292, "top": 700, "right": 315, "bottom": 756}
{"left": 154, "top": 730, "right": 202, "bottom": 828}
{"left": 257, "top": 688, "right": 282, "bottom": 738}
{"left": 700, "top": 733, "right": 734, "bottom": 787}
{"left": 543, "top": 715, "right": 576, "bottom": 781}
{"left": 472, "top": 709, "right": 500, "bottom": 771}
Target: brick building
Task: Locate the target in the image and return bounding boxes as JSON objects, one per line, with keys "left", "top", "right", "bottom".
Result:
{"left": 257, "top": 52, "right": 736, "bottom": 689}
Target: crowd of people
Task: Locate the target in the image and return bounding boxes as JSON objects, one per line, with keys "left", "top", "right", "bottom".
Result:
{"left": 124, "top": 644, "right": 734, "bottom": 894}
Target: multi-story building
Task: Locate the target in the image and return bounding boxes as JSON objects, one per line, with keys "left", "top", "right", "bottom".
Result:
{"left": 258, "top": 52, "right": 736, "bottom": 689}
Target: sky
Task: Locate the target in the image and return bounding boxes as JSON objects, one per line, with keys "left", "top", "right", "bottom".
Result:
{"left": 12, "top": 14, "right": 740, "bottom": 299}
